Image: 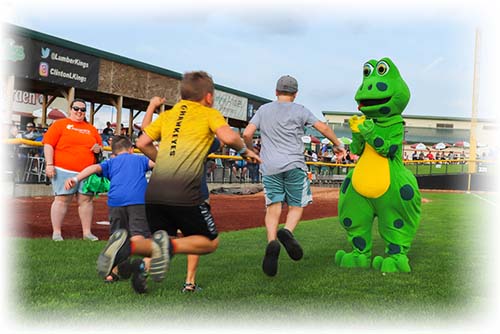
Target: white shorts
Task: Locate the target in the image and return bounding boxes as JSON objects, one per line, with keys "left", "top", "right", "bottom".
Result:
{"left": 51, "top": 167, "right": 92, "bottom": 196}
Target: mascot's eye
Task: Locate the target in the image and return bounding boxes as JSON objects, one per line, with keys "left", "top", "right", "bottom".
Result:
{"left": 363, "top": 63, "right": 374, "bottom": 77}
{"left": 376, "top": 61, "right": 390, "bottom": 76}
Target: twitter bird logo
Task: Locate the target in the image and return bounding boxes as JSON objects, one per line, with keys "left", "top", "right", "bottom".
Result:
{"left": 41, "top": 47, "right": 50, "bottom": 59}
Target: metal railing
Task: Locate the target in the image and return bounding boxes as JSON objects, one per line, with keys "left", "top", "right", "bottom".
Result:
{"left": 4, "top": 139, "right": 496, "bottom": 187}
{"left": 403, "top": 159, "right": 495, "bottom": 176}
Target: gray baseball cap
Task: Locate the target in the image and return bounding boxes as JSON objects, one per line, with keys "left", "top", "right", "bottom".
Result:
{"left": 276, "top": 75, "right": 298, "bottom": 93}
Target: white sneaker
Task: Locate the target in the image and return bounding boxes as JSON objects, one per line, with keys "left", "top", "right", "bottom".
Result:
{"left": 52, "top": 233, "right": 64, "bottom": 241}
{"left": 149, "top": 230, "right": 170, "bottom": 282}
{"left": 83, "top": 234, "right": 99, "bottom": 241}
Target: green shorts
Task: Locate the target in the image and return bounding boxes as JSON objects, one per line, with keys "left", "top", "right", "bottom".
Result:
{"left": 262, "top": 168, "right": 312, "bottom": 207}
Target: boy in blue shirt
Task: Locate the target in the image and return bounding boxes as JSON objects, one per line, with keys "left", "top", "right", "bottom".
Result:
{"left": 65, "top": 135, "right": 154, "bottom": 292}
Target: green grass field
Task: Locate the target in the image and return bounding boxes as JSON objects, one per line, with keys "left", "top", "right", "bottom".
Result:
{"left": 11, "top": 192, "right": 493, "bottom": 327}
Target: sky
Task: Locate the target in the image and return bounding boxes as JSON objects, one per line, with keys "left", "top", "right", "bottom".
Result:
{"left": 2, "top": 0, "right": 499, "bottom": 129}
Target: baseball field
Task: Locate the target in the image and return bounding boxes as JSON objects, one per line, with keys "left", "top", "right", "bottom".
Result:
{"left": 7, "top": 188, "right": 497, "bottom": 332}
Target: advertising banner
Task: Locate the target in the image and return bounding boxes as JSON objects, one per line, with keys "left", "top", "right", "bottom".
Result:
{"left": 4, "top": 36, "right": 100, "bottom": 90}
{"left": 214, "top": 89, "right": 248, "bottom": 121}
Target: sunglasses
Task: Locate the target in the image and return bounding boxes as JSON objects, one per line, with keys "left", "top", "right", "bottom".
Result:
{"left": 72, "top": 106, "right": 87, "bottom": 112}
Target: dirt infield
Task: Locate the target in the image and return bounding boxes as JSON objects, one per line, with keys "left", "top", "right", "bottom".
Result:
{"left": 10, "top": 187, "right": 339, "bottom": 239}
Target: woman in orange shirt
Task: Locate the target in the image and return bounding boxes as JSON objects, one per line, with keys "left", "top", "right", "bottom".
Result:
{"left": 43, "top": 98, "right": 103, "bottom": 241}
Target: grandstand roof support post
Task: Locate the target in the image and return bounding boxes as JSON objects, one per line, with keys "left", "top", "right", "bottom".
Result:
{"left": 132, "top": 110, "right": 142, "bottom": 120}
{"left": 90, "top": 103, "right": 104, "bottom": 126}
{"left": 5, "top": 75, "right": 15, "bottom": 116}
{"left": 112, "top": 95, "right": 123, "bottom": 135}
{"left": 41, "top": 94, "right": 57, "bottom": 127}
{"left": 41, "top": 94, "right": 48, "bottom": 127}
{"left": 61, "top": 87, "right": 75, "bottom": 114}
{"left": 90, "top": 103, "right": 95, "bottom": 125}
{"left": 129, "top": 108, "right": 134, "bottom": 137}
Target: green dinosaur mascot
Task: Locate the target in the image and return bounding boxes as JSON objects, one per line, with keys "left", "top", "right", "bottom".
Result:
{"left": 335, "top": 57, "right": 421, "bottom": 273}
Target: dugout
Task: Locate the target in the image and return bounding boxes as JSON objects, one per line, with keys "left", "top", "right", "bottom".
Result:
{"left": 3, "top": 23, "right": 271, "bottom": 136}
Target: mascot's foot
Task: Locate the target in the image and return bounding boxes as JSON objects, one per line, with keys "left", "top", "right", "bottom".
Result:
{"left": 372, "top": 254, "right": 411, "bottom": 273}
{"left": 335, "top": 250, "right": 371, "bottom": 269}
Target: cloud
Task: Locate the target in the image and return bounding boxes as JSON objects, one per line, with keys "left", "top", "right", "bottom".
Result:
{"left": 236, "top": 10, "right": 310, "bottom": 36}
{"left": 422, "top": 57, "right": 445, "bottom": 73}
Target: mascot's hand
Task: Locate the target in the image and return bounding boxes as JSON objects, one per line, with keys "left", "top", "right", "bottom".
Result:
{"left": 349, "top": 115, "right": 366, "bottom": 133}
{"left": 358, "top": 118, "right": 374, "bottom": 136}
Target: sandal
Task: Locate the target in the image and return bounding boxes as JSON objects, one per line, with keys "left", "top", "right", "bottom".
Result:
{"left": 181, "top": 282, "right": 202, "bottom": 293}
{"left": 104, "top": 272, "right": 120, "bottom": 283}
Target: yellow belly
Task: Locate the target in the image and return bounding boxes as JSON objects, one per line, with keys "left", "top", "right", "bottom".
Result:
{"left": 352, "top": 144, "right": 390, "bottom": 198}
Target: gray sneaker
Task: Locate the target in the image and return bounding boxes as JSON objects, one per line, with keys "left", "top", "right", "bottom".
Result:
{"left": 149, "top": 230, "right": 170, "bottom": 282}
{"left": 52, "top": 233, "right": 64, "bottom": 241}
{"left": 96, "top": 229, "right": 130, "bottom": 279}
{"left": 83, "top": 233, "right": 99, "bottom": 241}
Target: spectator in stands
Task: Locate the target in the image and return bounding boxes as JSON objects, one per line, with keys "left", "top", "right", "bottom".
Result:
{"left": 43, "top": 98, "right": 103, "bottom": 241}
{"left": 9, "top": 123, "right": 21, "bottom": 139}
{"left": 101, "top": 121, "right": 114, "bottom": 146}
{"left": 232, "top": 154, "right": 248, "bottom": 180}
{"left": 344, "top": 149, "right": 353, "bottom": 164}
{"left": 304, "top": 150, "right": 312, "bottom": 161}
{"left": 335, "top": 150, "right": 344, "bottom": 164}
{"left": 426, "top": 150, "right": 434, "bottom": 160}
{"left": 412, "top": 151, "right": 418, "bottom": 160}
{"left": 247, "top": 144, "right": 261, "bottom": 183}
{"left": 311, "top": 150, "right": 318, "bottom": 163}
{"left": 8, "top": 124, "right": 24, "bottom": 181}
{"left": 22, "top": 122, "right": 42, "bottom": 161}
{"left": 103, "top": 121, "right": 114, "bottom": 136}
{"left": 22, "top": 122, "right": 41, "bottom": 140}
{"left": 321, "top": 144, "right": 328, "bottom": 156}
{"left": 206, "top": 157, "right": 217, "bottom": 180}
{"left": 120, "top": 124, "right": 127, "bottom": 136}
{"left": 242, "top": 74, "right": 345, "bottom": 277}
{"left": 309, "top": 150, "right": 319, "bottom": 173}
